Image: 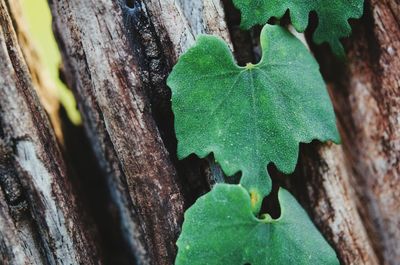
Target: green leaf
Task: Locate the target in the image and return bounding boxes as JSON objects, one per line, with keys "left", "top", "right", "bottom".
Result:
{"left": 232, "top": 0, "right": 364, "bottom": 56}
{"left": 176, "top": 184, "right": 339, "bottom": 265}
{"left": 168, "top": 25, "right": 339, "bottom": 198}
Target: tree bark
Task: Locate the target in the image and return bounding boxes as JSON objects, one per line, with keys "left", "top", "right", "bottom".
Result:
{"left": 294, "top": 143, "right": 380, "bottom": 265}
{"left": 49, "top": 0, "right": 400, "bottom": 264}
{"left": 0, "top": 0, "right": 103, "bottom": 264}
{"left": 48, "top": 1, "right": 234, "bottom": 264}
{"left": 48, "top": 1, "right": 187, "bottom": 264}
{"left": 0, "top": 0, "right": 398, "bottom": 264}
{"left": 314, "top": 1, "right": 400, "bottom": 264}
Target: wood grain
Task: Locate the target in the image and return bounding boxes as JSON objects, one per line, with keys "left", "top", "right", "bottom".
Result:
{"left": 0, "top": 0, "right": 103, "bottom": 263}
{"left": 320, "top": 1, "right": 400, "bottom": 264}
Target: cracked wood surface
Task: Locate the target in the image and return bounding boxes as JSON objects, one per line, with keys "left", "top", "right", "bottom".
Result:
{"left": 49, "top": 0, "right": 235, "bottom": 264}
{"left": 0, "top": 0, "right": 397, "bottom": 264}
{"left": 49, "top": 1, "right": 187, "bottom": 264}
{"left": 124, "top": 0, "right": 233, "bottom": 193}
{"left": 296, "top": 143, "right": 379, "bottom": 265}
{"left": 321, "top": 1, "right": 400, "bottom": 264}
{"left": 0, "top": 0, "right": 103, "bottom": 264}
{"left": 50, "top": 0, "right": 397, "bottom": 264}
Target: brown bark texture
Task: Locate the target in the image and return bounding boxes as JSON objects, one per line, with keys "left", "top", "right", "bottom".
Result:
{"left": 0, "top": 0, "right": 398, "bottom": 264}
{"left": 319, "top": 1, "right": 400, "bottom": 264}
{"left": 0, "top": 0, "right": 103, "bottom": 264}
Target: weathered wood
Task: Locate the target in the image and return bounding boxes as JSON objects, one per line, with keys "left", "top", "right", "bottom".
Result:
{"left": 312, "top": 1, "right": 400, "bottom": 264}
{"left": 0, "top": 140, "right": 44, "bottom": 265}
{"left": 125, "top": 0, "right": 233, "bottom": 194}
{"left": 48, "top": 1, "right": 235, "bottom": 264}
{"left": 49, "top": 1, "right": 187, "bottom": 264}
{"left": 0, "top": 0, "right": 103, "bottom": 263}
{"left": 121, "top": 1, "right": 389, "bottom": 264}
{"left": 42, "top": 0, "right": 400, "bottom": 264}
{"left": 294, "top": 143, "right": 379, "bottom": 265}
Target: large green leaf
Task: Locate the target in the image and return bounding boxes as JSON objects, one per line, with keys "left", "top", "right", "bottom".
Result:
{"left": 168, "top": 25, "right": 339, "bottom": 198}
{"left": 232, "top": 0, "right": 364, "bottom": 55}
{"left": 176, "top": 184, "right": 339, "bottom": 265}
